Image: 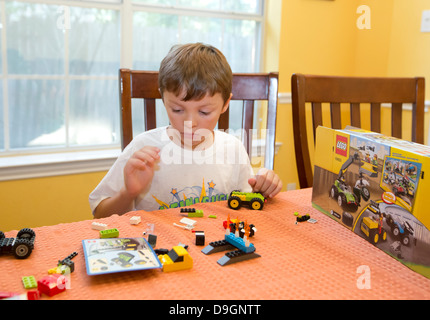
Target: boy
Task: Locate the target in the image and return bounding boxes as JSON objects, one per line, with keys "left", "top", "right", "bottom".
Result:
{"left": 90, "top": 43, "right": 282, "bottom": 218}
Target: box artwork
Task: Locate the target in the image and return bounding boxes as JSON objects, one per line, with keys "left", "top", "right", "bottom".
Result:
{"left": 312, "top": 126, "right": 430, "bottom": 279}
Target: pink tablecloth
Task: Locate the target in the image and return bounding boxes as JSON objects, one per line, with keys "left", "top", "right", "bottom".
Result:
{"left": 1, "top": 188, "right": 430, "bottom": 300}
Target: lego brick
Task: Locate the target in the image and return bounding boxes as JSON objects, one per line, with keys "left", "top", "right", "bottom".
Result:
{"left": 225, "top": 233, "right": 255, "bottom": 253}
{"left": 91, "top": 222, "right": 107, "bottom": 231}
{"left": 148, "top": 234, "right": 157, "bottom": 247}
{"left": 99, "top": 228, "right": 119, "bottom": 239}
{"left": 217, "top": 250, "right": 261, "bottom": 266}
{"left": 181, "top": 208, "right": 204, "bottom": 217}
{"left": 22, "top": 275, "right": 37, "bottom": 289}
{"left": 130, "top": 216, "right": 141, "bottom": 225}
{"left": 195, "top": 231, "right": 205, "bottom": 246}
{"left": 201, "top": 240, "right": 236, "bottom": 255}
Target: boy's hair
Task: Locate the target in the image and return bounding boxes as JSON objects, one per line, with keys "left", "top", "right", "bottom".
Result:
{"left": 158, "top": 43, "right": 232, "bottom": 104}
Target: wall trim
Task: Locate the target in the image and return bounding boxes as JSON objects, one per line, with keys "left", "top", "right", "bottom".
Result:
{"left": 0, "top": 149, "right": 120, "bottom": 181}
{"left": 278, "top": 92, "right": 430, "bottom": 112}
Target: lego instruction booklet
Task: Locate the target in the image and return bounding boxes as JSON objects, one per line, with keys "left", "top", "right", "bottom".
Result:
{"left": 82, "top": 237, "right": 162, "bottom": 275}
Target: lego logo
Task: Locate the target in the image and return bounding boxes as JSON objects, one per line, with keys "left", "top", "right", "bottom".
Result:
{"left": 337, "top": 141, "right": 347, "bottom": 150}
{"left": 335, "top": 135, "right": 348, "bottom": 156}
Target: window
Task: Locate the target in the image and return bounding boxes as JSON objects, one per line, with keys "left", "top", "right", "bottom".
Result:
{"left": 0, "top": 0, "right": 264, "bottom": 157}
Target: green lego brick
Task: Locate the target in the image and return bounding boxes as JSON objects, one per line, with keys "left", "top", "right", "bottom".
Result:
{"left": 188, "top": 210, "right": 204, "bottom": 217}
{"left": 22, "top": 275, "right": 37, "bottom": 289}
{"left": 99, "top": 228, "right": 119, "bottom": 239}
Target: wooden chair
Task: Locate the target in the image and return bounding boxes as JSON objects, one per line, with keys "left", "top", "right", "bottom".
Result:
{"left": 119, "top": 69, "right": 279, "bottom": 170}
{"left": 291, "top": 73, "right": 425, "bottom": 189}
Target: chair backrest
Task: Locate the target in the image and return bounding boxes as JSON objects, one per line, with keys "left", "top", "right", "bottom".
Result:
{"left": 119, "top": 69, "right": 279, "bottom": 170}
{"left": 291, "top": 73, "right": 426, "bottom": 189}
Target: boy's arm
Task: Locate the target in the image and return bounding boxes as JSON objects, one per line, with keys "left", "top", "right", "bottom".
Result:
{"left": 92, "top": 146, "right": 160, "bottom": 218}
{"left": 93, "top": 188, "right": 135, "bottom": 219}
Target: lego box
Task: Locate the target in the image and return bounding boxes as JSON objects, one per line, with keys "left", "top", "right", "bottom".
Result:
{"left": 312, "top": 126, "right": 430, "bottom": 279}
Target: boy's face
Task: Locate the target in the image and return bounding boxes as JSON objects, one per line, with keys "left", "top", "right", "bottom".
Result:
{"left": 163, "top": 90, "right": 231, "bottom": 149}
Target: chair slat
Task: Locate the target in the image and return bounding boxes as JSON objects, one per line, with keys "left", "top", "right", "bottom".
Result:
{"left": 391, "top": 103, "right": 403, "bottom": 139}
{"left": 350, "top": 103, "right": 361, "bottom": 128}
{"left": 330, "top": 103, "right": 342, "bottom": 129}
{"left": 370, "top": 103, "right": 381, "bottom": 133}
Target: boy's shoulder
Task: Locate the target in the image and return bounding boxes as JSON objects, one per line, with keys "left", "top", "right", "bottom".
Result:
{"left": 129, "top": 126, "right": 169, "bottom": 147}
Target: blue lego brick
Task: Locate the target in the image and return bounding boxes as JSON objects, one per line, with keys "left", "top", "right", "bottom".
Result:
{"left": 224, "top": 233, "right": 255, "bottom": 253}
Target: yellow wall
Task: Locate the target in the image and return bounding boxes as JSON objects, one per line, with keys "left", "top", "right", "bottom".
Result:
{"left": 0, "top": 172, "right": 104, "bottom": 231}
{"left": 275, "top": 0, "right": 430, "bottom": 190}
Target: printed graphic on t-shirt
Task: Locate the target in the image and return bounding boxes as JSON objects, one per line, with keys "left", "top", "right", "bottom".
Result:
{"left": 152, "top": 179, "right": 228, "bottom": 210}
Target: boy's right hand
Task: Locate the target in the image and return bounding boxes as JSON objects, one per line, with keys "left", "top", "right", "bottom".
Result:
{"left": 123, "top": 146, "right": 160, "bottom": 199}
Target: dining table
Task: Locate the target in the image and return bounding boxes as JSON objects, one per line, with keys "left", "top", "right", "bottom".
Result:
{"left": 1, "top": 188, "right": 430, "bottom": 303}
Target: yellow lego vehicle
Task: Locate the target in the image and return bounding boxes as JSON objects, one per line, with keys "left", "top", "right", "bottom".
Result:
{"left": 360, "top": 215, "right": 387, "bottom": 244}
{"left": 158, "top": 246, "right": 193, "bottom": 272}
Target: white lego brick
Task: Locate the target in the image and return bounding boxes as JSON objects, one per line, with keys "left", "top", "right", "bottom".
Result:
{"left": 92, "top": 222, "right": 107, "bottom": 231}
{"left": 179, "top": 217, "right": 197, "bottom": 226}
{"left": 130, "top": 216, "right": 141, "bottom": 225}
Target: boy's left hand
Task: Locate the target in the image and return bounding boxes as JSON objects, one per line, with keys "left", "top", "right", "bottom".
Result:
{"left": 248, "top": 168, "right": 283, "bottom": 199}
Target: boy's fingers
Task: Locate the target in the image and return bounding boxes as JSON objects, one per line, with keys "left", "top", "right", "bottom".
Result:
{"left": 250, "top": 169, "right": 282, "bottom": 198}
{"left": 248, "top": 177, "right": 257, "bottom": 188}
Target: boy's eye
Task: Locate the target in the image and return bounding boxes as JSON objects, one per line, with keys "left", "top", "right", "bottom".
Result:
{"left": 172, "top": 108, "right": 183, "bottom": 113}
{"left": 199, "top": 111, "right": 210, "bottom": 116}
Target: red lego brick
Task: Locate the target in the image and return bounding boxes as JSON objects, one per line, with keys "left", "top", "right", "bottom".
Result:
{"left": 37, "top": 274, "right": 67, "bottom": 297}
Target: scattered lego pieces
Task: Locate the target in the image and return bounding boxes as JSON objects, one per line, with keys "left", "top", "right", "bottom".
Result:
{"left": 208, "top": 215, "right": 217, "bottom": 219}
{"left": 202, "top": 230, "right": 261, "bottom": 266}
{"left": 26, "top": 290, "right": 40, "bottom": 300}
{"left": 91, "top": 221, "right": 107, "bottom": 231}
{"left": 294, "top": 212, "right": 310, "bottom": 223}
{"left": 173, "top": 222, "right": 194, "bottom": 230}
{"left": 181, "top": 208, "right": 204, "bottom": 217}
{"left": 37, "top": 274, "right": 67, "bottom": 297}
{"left": 100, "top": 228, "right": 119, "bottom": 239}
{"left": 148, "top": 234, "right": 157, "bottom": 247}
{"left": 158, "top": 246, "right": 193, "bottom": 272}
{"left": 22, "top": 276, "right": 37, "bottom": 289}
{"left": 194, "top": 231, "right": 205, "bottom": 246}
{"left": 143, "top": 223, "right": 155, "bottom": 235}
{"left": 0, "top": 228, "right": 36, "bottom": 259}
{"left": 173, "top": 218, "right": 196, "bottom": 230}
{"left": 130, "top": 216, "right": 141, "bottom": 225}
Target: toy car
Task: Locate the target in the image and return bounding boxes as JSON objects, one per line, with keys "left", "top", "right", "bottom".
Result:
{"left": 227, "top": 191, "right": 265, "bottom": 210}
{"left": 385, "top": 214, "right": 414, "bottom": 246}
{"left": 0, "top": 228, "right": 36, "bottom": 259}
{"left": 330, "top": 179, "right": 361, "bottom": 211}
{"left": 360, "top": 215, "right": 387, "bottom": 245}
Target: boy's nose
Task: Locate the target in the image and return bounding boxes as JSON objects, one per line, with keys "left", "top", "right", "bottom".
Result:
{"left": 184, "top": 118, "right": 197, "bottom": 129}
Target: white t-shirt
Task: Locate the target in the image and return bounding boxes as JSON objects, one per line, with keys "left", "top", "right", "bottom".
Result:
{"left": 89, "top": 126, "right": 254, "bottom": 213}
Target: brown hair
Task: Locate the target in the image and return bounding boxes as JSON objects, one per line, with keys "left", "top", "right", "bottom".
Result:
{"left": 158, "top": 43, "right": 232, "bottom": 103}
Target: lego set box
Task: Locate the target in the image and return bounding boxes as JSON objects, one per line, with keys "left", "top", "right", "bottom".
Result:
{"left": 312, "top": 126, "right": 430, "bottom": 279}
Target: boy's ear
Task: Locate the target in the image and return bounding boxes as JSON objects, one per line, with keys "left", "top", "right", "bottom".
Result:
{"left": 222, "top": 93, "right": 233, "bottom": 114}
